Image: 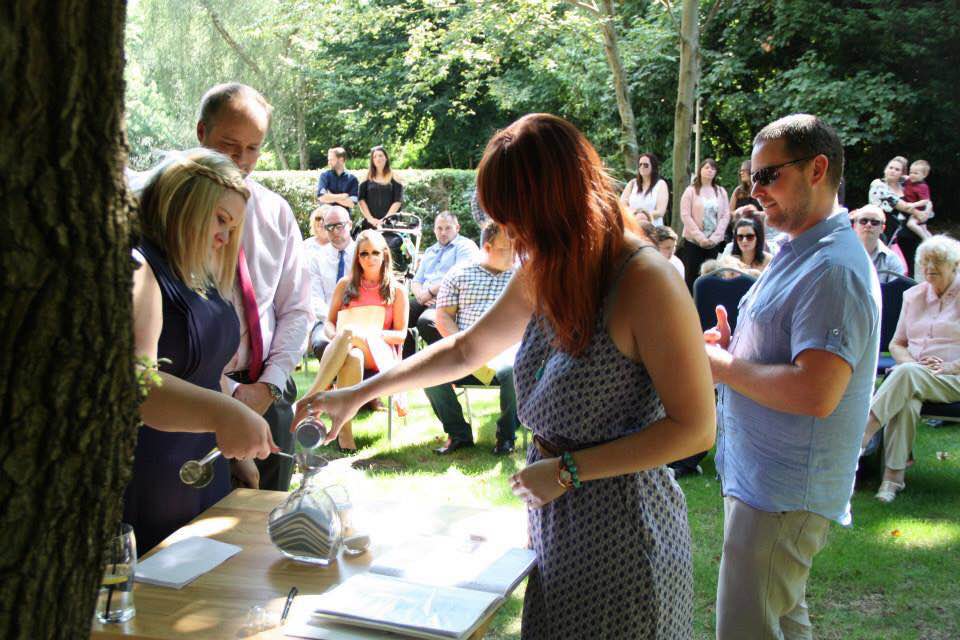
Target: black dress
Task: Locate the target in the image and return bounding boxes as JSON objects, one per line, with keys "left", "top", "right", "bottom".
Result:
{"left": 358, "top": 178, "right": 403, "bottom": 231}
{"left": 123, "top": 239, "right": 240, "bottom": 554}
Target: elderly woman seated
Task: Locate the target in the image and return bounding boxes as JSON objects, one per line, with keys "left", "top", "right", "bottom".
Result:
{"left": 860, "top": 235, "right": 960, "bottom": 502}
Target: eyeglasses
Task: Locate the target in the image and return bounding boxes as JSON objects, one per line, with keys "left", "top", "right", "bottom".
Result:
{"left": 736, "top": 233, "right": 757, "bottom": 240}
{"left": 750, "top": 156, "right": 817, "bottom": 187}
{"left": 358, "top": 250, "right": 382, "bottom": 258}
{"left": 856, "top": 218, "right": 884, "bottom": 227}
{"left": 324, "top": 222, "right": 348, "bottom": 233}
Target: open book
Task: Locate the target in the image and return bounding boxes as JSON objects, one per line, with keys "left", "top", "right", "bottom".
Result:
{"left": 291, "top": 538, "right": 535, "bottom": 640}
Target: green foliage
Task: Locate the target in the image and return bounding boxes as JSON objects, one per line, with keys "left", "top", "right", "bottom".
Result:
{"left": 252, "top": 169, "right": 480, "bottom": 246}
{"left": 126, "top": 0, "right": 960, "bottom": 214}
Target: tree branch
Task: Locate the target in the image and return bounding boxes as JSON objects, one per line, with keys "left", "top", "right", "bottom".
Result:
{"left": 702, "top": 0, "right": 726, "bottom": 33}
{"left": 200, "top": 0, "right": 268, "bottom": 83}
{"left": 658, "top": 0, "right": 678, "bottom": 31}
{"left": 567, "top": 0, "right": 602, "bottom": 18}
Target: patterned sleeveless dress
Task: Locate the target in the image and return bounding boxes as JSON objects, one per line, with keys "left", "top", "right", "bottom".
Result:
{"left": 514, "top": 247, "right": 694, "bottom": 639}
{"left": 123, "top": 239, "right": 241, "bottom": 555}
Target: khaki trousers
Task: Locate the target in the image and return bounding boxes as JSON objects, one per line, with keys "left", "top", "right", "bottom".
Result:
{"left": 871, "top": 362, "right": 960, "bottom": 470}
{"left": 716, "top": 497, "right": 831, "bottom": 640}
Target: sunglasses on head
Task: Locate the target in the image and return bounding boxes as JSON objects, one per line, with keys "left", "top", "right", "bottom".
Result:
{"left": 750, "top": 156, "right": 817, "bottom": 187}
{"left": 856, "top": 218, "right": 883, "bottom": 227}
{"left": 737, "top": 233, "right": 756, "bottom": 240}
{"left": 324, "top": 222, "right": 347, "bottom": 232}
{"left": 358, "top": 250, "right": 382, "bottom": 258}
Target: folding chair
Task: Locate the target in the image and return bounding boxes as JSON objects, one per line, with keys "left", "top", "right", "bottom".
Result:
{"left": 457, "top": 377, "right": 528, "bottom": 451}
{"left": 876, "top": 270, "right": 917, "bottom": 375}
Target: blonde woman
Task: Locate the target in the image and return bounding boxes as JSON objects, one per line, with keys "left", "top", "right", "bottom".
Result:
{"left": 304, "top": 230, "right": 409, "bottom": 451}
{"left": 125, "top": 149, "right": 276, "bottom": 554}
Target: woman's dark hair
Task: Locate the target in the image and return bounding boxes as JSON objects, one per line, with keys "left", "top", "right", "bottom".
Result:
{"left": 635, "top": 152, "right": 661, "bottom": 196}
{"left": 367, "top": 145, "right": 392, "bottom": 180}
{"left": 693, "top": 158, "right": 719, "bottom": 195}
{"left": 733, "top": 159, "right": 751, "bottom": 199}
{"left": 730, "top": 218, "right": 765, "bottom": 267}
{"left": 476, "top": 113, "right": 637, "bottom": 355}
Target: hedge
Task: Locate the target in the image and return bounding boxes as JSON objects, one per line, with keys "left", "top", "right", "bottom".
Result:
{"left": 252, "top": 169, "right": 481, "bottom": 247}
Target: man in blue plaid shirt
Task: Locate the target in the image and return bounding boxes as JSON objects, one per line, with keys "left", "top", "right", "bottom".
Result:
{"left": 425, "top": 223, "right": 519, "bottom": 455}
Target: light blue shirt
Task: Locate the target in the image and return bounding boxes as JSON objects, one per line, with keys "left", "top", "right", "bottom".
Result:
{"left": 716, "top": 211, "right": 880, "bottom": 524}
{"left": 413, "top": 234, "right": 480, "bottom": 286}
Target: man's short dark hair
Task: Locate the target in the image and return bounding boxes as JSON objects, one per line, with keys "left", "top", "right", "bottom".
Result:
{"left": 328, "top": 147, "right": 347, "bottom": 159}
{"left": 435, "top": 211, "right": 459, "bottom": 225}
{"left": 199, "top": 83, "right": 273, "bottom": 130}
{"left": 481, "top": 222, "right": 502, "bottom": 247}
{"left": 753, "top": 114, "right": 844, "bottom": 189}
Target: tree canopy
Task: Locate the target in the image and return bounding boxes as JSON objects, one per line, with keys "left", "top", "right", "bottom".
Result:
{"left": 127, "top": 0, "right": 959, "bottom": 215}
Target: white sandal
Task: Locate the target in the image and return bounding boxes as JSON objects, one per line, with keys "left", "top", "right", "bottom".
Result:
{"left": 875, "top": 480, "right": 905, "bottom": 503}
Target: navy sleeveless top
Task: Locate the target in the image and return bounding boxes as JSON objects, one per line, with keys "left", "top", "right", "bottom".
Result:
{"left": 123, "top": 238, "right": 240, "bottom": 554}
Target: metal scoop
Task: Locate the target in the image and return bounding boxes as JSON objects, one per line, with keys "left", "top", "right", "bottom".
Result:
{"left": 179, "top": 448, "right": 222, "bottom": 488}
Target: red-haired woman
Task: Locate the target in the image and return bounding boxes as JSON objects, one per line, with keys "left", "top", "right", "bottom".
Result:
{"left": 294, "top": 114, "right": 716, "bottom": 638}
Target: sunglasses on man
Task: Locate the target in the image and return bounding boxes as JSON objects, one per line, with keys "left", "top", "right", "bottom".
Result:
{"left": 856, "top": 218, "right": 884, "bottom": 228}
{"left": 324, "top": 222, "right": 348, "bottom": 233}
{"left": 750, "top": 156, "right": 817, "bottom": 187}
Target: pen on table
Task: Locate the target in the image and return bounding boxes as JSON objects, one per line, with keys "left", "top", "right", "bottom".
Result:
{"left": 281, "top": 586, "right": 299, "bottom": 623}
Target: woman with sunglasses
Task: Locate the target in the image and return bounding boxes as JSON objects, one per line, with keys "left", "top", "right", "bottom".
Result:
{"left": 729, "top": 218, "right": 771, "bottom": 276}
{"left": 294, "top": 114, "right": 716, "bottom": 638}
{"left": 680, "top": 158, "right": 730, "bottom": 290}
{"left": 358, "top": 146, "right": 403, "bottom": 231}
{"left": 619, "top": 152, "right": 669, "bottom": 226}
{"left": 308, "top": 230, "right": 408, "bottom": 451}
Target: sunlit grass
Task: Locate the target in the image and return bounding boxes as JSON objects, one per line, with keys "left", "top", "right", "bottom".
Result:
{"left": 291, "top": 363, "right": 960, "bottom": 640}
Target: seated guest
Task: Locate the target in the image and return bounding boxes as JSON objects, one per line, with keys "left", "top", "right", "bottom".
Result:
{"left": 308, "top": 230, "right": 409, "bottom": 451}
{"left": 861, "top": 235, "right": 960, "bottom": 502}
{"left": 316, "top": 146, "right": 358, "bottom": 211}
{"left": 700, "top": 254, "right": 759, "bottom": 279}
{"left": 303, "top": 206, "right": 330, "bottom": 289}
{"left": 851, "top": 204, "right": 906, "bottom": 283}
{"left": 727, "top": 218, "right": 771, "bottom": 274}
{"left": 358, "top": 145, "right": 403, "bottom": 231}
{"left": 126, "top": 149, "right": 275, "bottom": 554}
{"left": 308, "top": 205, "right": 356, "bottom": 349}
{"left": 425, "top": 223, "right": 518, "bottom": 455}
{"left": 406, "top": 211, "right": 480, "bottom": 354}
{"left": 641, "top": 222, "right": 685, "bottom": 279}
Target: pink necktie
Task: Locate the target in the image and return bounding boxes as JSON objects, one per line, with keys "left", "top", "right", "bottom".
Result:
{"left": 237, "top": 246, "right": 264, "bottom": 381}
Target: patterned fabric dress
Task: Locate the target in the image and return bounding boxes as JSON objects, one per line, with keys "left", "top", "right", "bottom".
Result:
{"left": 515, "top": 247, "right": 694, "bottom": 639}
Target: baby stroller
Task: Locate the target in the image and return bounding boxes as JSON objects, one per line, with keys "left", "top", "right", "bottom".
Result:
{"left": 380, "top": 212, "right": 422, "bottom": 281}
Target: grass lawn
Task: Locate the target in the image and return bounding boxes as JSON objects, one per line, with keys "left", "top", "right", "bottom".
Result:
{"left": 291, "top": 366, "right": 960, "bottom": 640}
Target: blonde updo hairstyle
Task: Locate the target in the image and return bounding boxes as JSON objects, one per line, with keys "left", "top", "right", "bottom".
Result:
{"left": 138, "top": 148, "right": 249, "bottom": 295}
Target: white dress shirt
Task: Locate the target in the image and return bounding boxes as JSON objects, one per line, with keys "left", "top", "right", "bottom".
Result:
{"left": 226, "top": 178, "right": 312, "bottom": 390}
{"left": 308, "top": 240, "right": 356, "bottom": 321}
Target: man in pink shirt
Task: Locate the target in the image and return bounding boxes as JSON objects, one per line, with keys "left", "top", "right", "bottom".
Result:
{"left": 197, "top": 83, "right": 312, "bottom": 492}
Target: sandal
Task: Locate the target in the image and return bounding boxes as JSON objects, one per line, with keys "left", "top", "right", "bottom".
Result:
{"left": 875, "top": 480, "right": 905, "bottom": 503}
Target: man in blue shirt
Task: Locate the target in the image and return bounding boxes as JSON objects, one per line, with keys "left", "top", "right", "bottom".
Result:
{"left": 406, "top": 211, "right": 480, "bottom": 354}
{"left": 316, "top": 147, "right": 358, "bottom": 211}
{"left": 705, "top": 114, "right": 880, "bottom": 640}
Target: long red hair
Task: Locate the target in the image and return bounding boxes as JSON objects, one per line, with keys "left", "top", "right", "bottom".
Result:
{"left": 476, "top": 113, "right": 637, "bottom": 355}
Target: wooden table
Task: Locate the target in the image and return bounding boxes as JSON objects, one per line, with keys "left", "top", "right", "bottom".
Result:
{"left": 91, "top": 489, "right": 527, "bottom": 639}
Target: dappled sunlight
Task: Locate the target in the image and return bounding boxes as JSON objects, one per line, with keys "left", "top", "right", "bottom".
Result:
{"left": 868, "top": 516, "right": 960, "bottom": 549}
{"left": 161, "top": 517, "right": 239, "bottom": 545}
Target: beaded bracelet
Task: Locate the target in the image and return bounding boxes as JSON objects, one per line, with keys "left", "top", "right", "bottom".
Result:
{"left": 557, "top": 451, "right": 582, "bottom": 490}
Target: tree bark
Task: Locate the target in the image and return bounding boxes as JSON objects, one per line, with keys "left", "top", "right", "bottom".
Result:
{"left": 671, "top": 0, "right": 699, "bottom": 234}
{"left": 296, "top": 84, "right": 309, "bottom": 170}
{"left": 570, "top": 0, "right": 639, "bottom": 174}
{"left": 598, "top": 0, "right": 639, "bottom": 174}
{"left": 0, "top": 1, "right": 140, "bottom": 638}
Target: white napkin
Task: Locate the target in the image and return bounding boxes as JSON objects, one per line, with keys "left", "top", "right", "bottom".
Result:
{"left": 135, "top": 536, "right": 241, "bottom": 589}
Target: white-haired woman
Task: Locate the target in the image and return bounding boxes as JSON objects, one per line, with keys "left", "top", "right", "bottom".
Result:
{"left": 861, "top": 235, "right": 960, "bottom": 502}
{"left": 126, "top": 149, "right": 276, "bottom": 553}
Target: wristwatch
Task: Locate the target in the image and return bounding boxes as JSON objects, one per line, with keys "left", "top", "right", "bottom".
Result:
{"left": 263, "top": 382, "right": 283, "bottom": 402}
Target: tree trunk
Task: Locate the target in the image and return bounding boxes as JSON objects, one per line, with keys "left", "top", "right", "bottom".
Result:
{"left": 296, "top": 87, "right": 309, "bottom": 171}
{"left": 598, "top": 0, "right": 639, "bottom": 174}
{"left": 671, "top": 0, "right": 699, "bottom": 235}
{"left": 0, "top": 2, "right": 140, "bottom": 639}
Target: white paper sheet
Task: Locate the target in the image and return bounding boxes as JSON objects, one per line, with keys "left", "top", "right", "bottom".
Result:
{"left": 134, "top": 536, "right": 240, "bottom": 589}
